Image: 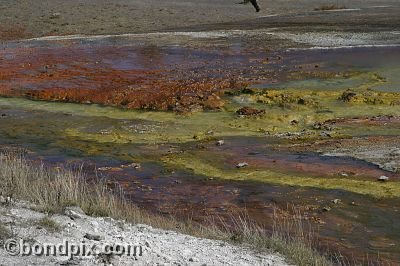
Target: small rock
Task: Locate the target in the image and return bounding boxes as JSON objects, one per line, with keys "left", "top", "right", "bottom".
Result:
{"left": 67, "top": 222, "right": 77, "bottom": 228}
{"left": 216, "top": 140, "right": 224, "bottom": 146}
{"left": 59, "top": 257, "right": 80, "bottom": 265}
{"left": 378, "top": 176, "right": 390, "bottom": 182}
{"left": 236, "top": 106, "right": 265, "bottom": 116}
{"left": 313, "top": 122, "right": 323, "bottom": 130}
{"left": 0, "top": 196, "right": 8, "bottom": 204}
{"left": 189, "top": 257, "right": 200, "bottom": 262}
{"left": 340, "top": 90, "right": 357, "bottom": 102}
{"left": 332, "top": 199, "right": 341, "bottom": 204}
{"left": 319, "top": 131, "right": 332, "bottom": 138}
{"left": 0, "top": 196, "right": 13, "bottom": 205}
{"left": 121, "top": 162, "right": 141, "bottom": 169}
{"left": 236, "top": 162, "right": 249, "bottom": 168}
{"left": 297, "top": 98, "right": 306, "bottom": 105}
{"left": 322, "top": 206, "right": 331, "bottom": 212}
{"left": 64, "top": 206, "right": 86, "bottom": 219}
{"left": 84, "top": 233, "right": 105, "bottom": 241}
{"left": 97, "top": 166, "right": 112, "bottom": 171}
{"left": 130, "top": 163, "right": 142, "bottom": 169}
{"left": 50, "top": 12, "right": 61, "bottom": 19}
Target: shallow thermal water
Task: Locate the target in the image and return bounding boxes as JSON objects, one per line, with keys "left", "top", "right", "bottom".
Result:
{"left": 251, "top": 46, "right": 400, "bottom": 92}
{"left": 0, "top": 38, "right": 399, "bottom": 263}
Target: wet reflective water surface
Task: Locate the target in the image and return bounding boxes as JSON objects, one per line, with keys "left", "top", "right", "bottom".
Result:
{"left": 1, "top": 36, "right": 400, "bottom": 263}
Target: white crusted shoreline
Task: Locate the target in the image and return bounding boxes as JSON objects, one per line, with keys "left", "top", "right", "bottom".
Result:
{"left": 0, "top": 201, "right": 288, "bottom": 266}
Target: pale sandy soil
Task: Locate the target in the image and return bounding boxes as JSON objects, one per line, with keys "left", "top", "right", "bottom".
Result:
{"left": 0, "top": 0, "right": 399, "bottom": 40}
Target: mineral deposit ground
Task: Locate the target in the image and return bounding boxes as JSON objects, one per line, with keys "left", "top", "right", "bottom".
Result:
{"left": 0, "top": 0, "right": 400, "bottom": 265}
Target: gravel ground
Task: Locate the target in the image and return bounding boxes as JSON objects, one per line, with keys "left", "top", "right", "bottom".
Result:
{"left": 0, "top": 0, "right": 399, "bottom": 41}
{"left": 0, "top": 201, "right": 288, "bottom": 266}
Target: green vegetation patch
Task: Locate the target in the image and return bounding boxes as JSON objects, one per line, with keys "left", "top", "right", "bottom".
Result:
{"left": 162, "top": 153, "right": 400, "bottom": 198}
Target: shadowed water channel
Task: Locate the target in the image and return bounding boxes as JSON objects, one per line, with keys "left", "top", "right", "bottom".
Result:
{"left": 0, "top": 37, "right": 399, "bottom": 263}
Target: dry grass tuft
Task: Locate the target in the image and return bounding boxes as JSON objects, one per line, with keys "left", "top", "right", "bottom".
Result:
{"left": 0, "top": 222, "right": 13, "bottom": 245}
{"left": 35, "top": 216, "right": 61, "bottom": 233}
{"left": 215, "top": 210, "right": 335, "bottom": 266}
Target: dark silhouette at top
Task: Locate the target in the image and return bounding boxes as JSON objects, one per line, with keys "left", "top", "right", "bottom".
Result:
{"left": 249, "top": 0, "right": 261, "bottom": 12}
